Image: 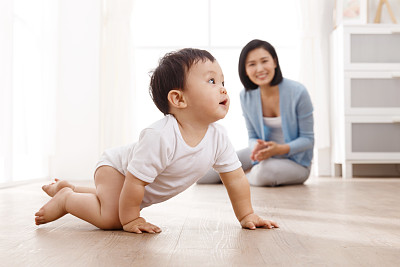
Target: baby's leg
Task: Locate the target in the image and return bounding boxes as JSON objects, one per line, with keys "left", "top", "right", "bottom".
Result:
{"left": 35, "top": 166, "right": 125, "bottom": 229}
{"left": 42, "top": 178, "right": 96, "bottom": 197}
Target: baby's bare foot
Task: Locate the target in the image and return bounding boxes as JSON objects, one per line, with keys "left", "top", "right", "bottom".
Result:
{"left": 35, "top": 188, "right": 72, "bottom": 225}
{"left": 42, "top": 179, "right": 74, "bottom": 197}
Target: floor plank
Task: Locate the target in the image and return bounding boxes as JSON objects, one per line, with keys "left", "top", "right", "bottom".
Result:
{"left": 0, "top": 177, "right": 399, "bottom": 266}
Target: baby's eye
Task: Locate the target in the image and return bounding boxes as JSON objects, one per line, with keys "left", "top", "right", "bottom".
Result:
{"left": 208, "top": 78, "right": 215, "bottom": 84}
{"left": 222, "top": 81, "right": 225, "bottom": 87}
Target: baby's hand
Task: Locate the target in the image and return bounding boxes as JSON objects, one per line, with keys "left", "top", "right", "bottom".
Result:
{"left": 123, "top": 217, "right": 162, "bottom": 234}
{"left": 240, "top": 213, "right": 279, "bottom": 230}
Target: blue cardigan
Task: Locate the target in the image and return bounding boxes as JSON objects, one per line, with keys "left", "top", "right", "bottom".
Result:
{"left": 240, "top": 78, "right": 314, "bottom": 167}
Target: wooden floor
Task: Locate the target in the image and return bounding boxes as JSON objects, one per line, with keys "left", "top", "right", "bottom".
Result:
{"left": 1, "top": 177, "right": 400, "bottom": 267}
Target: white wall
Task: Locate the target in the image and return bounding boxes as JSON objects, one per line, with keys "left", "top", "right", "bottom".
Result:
{"left": 50, "top": 0, "right": 101, "bottom": 180}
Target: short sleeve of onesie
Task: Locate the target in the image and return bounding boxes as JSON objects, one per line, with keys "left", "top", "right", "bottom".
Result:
{"left": 212, "top": 125, "right": 241, "bottom": 173}
{"left": 127, "top": 129, "right": 170, "bottom": 183}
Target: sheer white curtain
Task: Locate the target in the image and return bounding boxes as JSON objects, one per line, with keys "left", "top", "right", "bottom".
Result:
{"left": 298, "top": 0, "right": 334, "bottom": 175}
{"left": 0, "top": 0, "right": 13, "bottom": 183}
{"left": 0, "top": 0, "right": 57, "bottom": 183}
{"left": 100, "top": 0, "right": 134, "bottom": 152}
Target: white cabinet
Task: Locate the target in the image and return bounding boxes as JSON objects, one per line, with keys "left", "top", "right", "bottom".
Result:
{"left": 331, "top": 24, "right": 400, "bottom": 178}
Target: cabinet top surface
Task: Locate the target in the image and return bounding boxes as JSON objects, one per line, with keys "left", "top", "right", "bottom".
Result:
{"left": 336, "top": 23, "right": 400, "bottom": 28}
{"left": 334, "top": 24, "right": 400, "bottom": 32}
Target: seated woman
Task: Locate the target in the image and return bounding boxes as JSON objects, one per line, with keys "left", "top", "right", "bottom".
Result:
{"left": 198, "top": 39, "right": 314, "bottom": 186}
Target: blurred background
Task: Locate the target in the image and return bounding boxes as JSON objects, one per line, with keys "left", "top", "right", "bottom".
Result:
{"left": 1, "top": 0, "right": 399, "bottom": 183}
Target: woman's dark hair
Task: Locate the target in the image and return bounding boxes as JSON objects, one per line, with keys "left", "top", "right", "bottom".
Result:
{"left": 149, "top": 48, "right": 215, "bottom": 115}
{"left": 238, "top": 39, "right": 283, "bottom": 90}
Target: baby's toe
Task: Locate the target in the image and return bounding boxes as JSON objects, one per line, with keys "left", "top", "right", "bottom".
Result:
{"left": 35, "top": 216, "right": 44, "bottom": 225}
{"left": 35, "top": 209, "right": 44, "bottom": 217}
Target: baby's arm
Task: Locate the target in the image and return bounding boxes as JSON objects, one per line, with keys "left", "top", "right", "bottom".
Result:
{"left": 219, "top": 168, "right": 279, "bottom": 230}
{"left": 119, "top": 171, "right": 161, "bottom": 234}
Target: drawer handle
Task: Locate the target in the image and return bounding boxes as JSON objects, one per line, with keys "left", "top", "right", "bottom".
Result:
{"left": 391, "top": 30, "right": 400, "bottom": 34}
{"left": 393, "top": 118, "right": 400, "bottom": 123}
{"left": 392, "top": 73, "right": 400, "bottom": 78}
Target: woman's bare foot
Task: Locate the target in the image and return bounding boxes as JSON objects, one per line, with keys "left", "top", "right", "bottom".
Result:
{"left": 42, "top": 179, "right": 75, "bottom": 197}
{"left": 35, "top": 187, "right": 72, "bottom": 225}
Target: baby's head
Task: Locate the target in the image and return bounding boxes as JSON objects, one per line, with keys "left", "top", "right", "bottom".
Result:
{"left": 150, "top": 48, "right": 216, "bottom": 115}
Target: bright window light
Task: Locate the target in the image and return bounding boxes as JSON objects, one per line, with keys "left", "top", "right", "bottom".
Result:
{"left": 131, "top": 0, "right": 301, "bottom": 150}
{"left": 6, "top": 0, "right": 57, "bottom": 181}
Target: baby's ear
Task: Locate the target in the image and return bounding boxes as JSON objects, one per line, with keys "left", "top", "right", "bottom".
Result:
{"left": 167, "top": 89, "right": 187, "bottom": 109}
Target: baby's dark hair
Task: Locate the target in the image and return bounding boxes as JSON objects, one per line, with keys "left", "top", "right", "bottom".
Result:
{"left": 149, "top": 48, "right": 216, "bottom": 115}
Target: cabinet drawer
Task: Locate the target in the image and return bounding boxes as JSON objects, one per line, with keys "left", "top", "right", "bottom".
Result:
{"left": 344, "top": 72, "right": 400, "bottom": 115}
{"left": 345, "top": 117, "right": 400, "bottom": 160}
{"left": 351, "top": 34, "right": 400, "bottom": 64}
{"left": 352, "top": 123, "right": 400, "bottom": 152}
{"left": 339, "top": 25, "right": 400, "bottom": 70}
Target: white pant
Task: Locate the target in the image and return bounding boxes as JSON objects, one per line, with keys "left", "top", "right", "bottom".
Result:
{"left": 197, "top": 147, "right": 311, "bottom": 186}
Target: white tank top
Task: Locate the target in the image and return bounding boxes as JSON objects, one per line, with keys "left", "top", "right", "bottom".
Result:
{"left": 263, "top": 116, "right": 285, "bottom": 144}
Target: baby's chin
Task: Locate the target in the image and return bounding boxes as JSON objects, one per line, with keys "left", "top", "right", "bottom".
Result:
{"left": 215, "top": 110, "right": 229, "bottom": 122}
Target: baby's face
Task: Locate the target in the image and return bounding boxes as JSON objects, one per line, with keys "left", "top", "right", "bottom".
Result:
{"left": 183, "top": 59, "right": 229, "bottom": 124}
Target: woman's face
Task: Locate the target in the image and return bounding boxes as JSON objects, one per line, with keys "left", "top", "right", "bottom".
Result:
{"left": 245, "top": 47, "right": 277, "bottom": 87}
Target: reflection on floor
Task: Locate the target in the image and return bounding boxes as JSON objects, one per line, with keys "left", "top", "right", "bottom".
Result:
{"left": 1, "top": 177, "right": 399, "bottom": 266}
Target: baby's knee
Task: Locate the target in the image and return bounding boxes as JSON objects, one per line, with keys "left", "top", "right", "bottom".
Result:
{"left": 97, "top": 210, "right": 122, "bottom": 230}
{"left": 98, "top": 218, "right": 122, "bottom": 230}
{"left": 58, "top": 187, "right": 74, "bottom": 196}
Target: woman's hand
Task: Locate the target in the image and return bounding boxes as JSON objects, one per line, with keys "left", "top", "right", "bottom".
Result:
{"left": 123, "top": 217, "right": 162, "bottom": 234}
{"left": 240, "top": 213, "right": 279, "bottom": 230}
{"left": 251, "top": 140, "right": 289, "bottom": 162}
{"left": 250, "top": 139, "right": 270, "bottom": 161}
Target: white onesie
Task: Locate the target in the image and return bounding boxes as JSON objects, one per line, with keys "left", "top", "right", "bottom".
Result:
{"left": 96, "top": 115, "right": 241, "bottom": 209}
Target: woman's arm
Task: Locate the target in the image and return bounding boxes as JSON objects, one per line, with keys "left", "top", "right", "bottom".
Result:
{"left": 119, "top": 171, "right": 161, "bottom": 234}
{"left": 286, "top": 88, "right": 314, "bottom": 156}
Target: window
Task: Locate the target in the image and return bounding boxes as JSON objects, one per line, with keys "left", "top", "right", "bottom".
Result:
{"left": 131, "top": 0, "right": 301, "bottom": 149}
{"left": 0, "top": 0, "right": 57, "bottom": 183}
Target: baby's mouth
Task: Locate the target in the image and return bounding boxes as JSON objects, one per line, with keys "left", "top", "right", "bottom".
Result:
{"left": 219, "top": 99, "right": 228, "bottom": 105}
